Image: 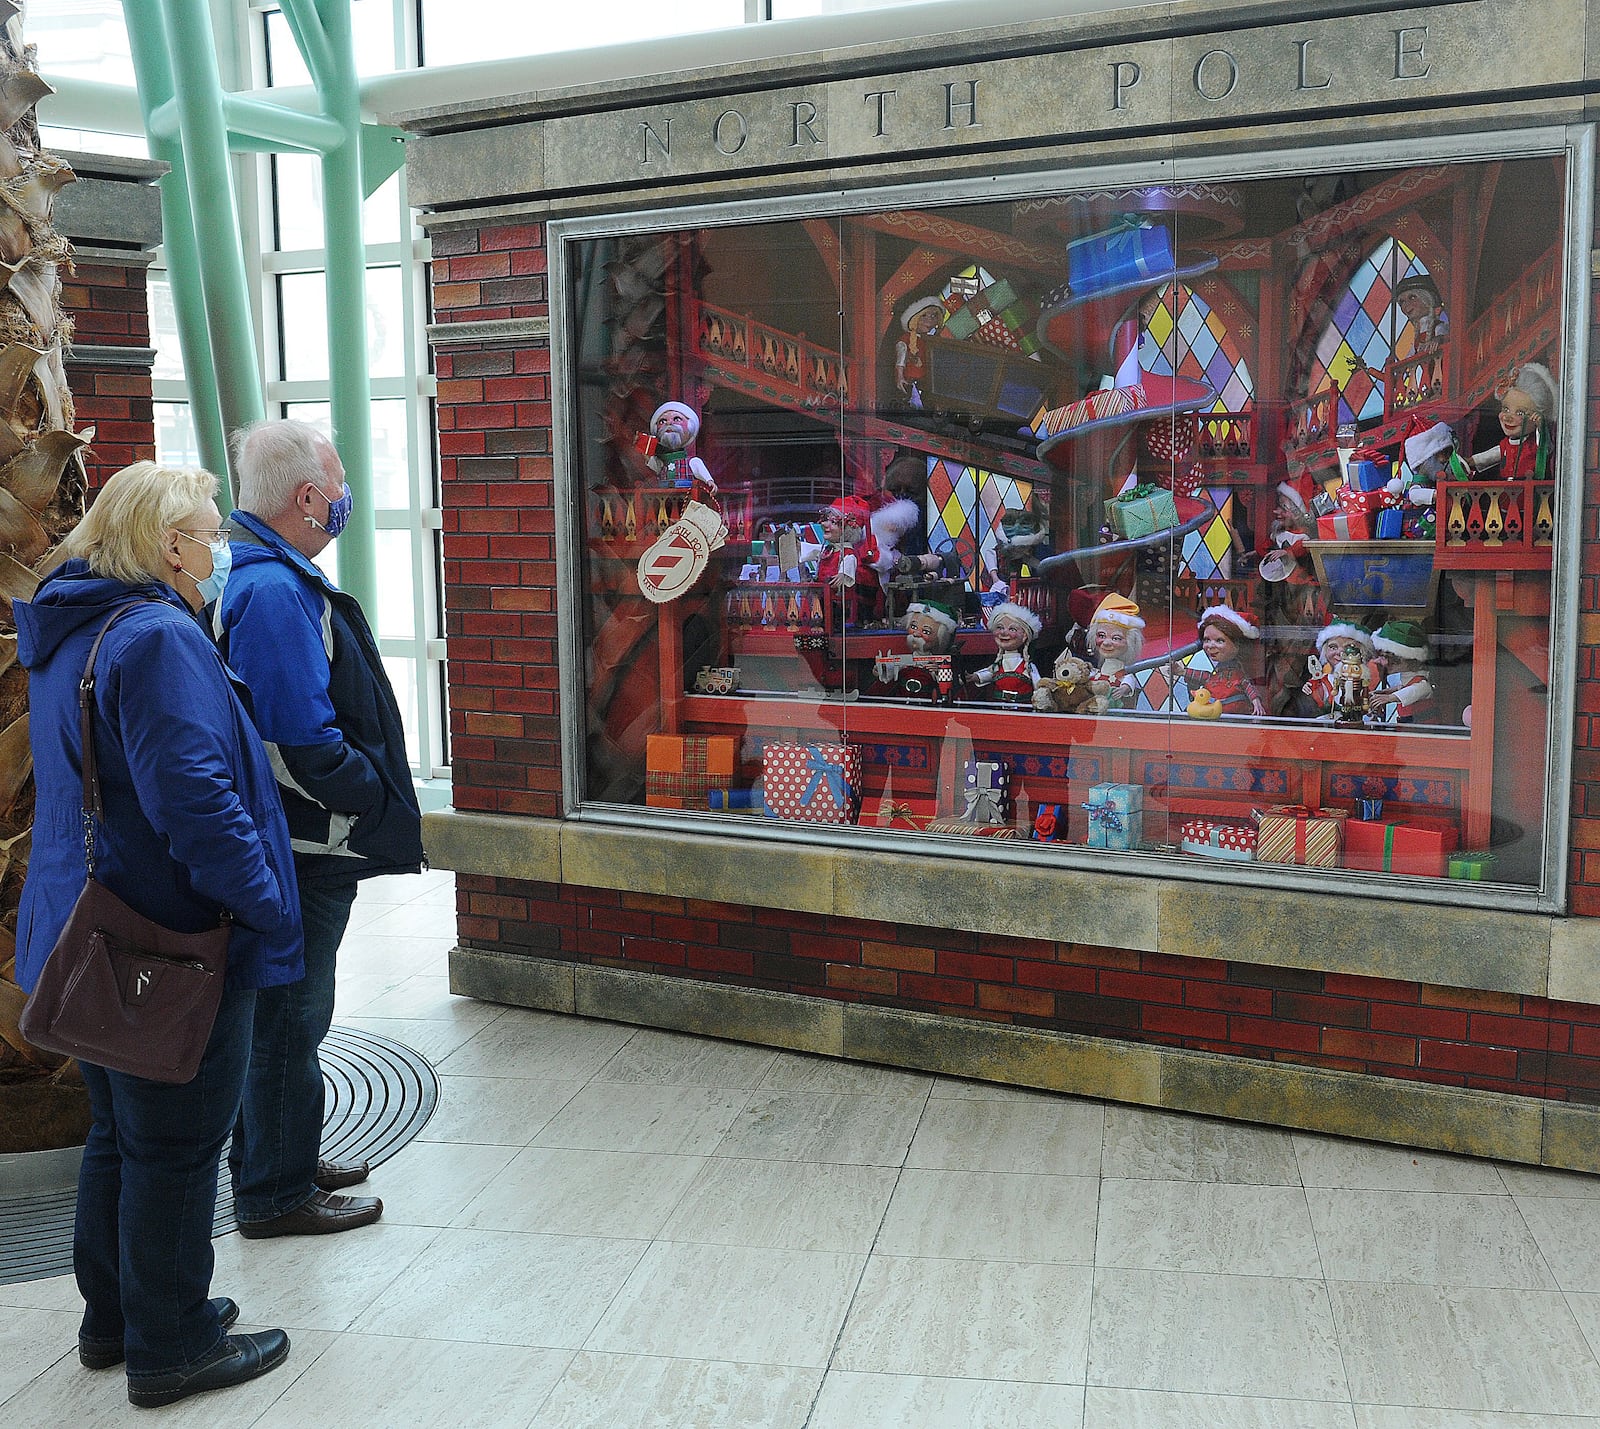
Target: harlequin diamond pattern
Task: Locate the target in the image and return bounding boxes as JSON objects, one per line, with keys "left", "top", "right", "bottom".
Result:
{"left": 1310, "top": 237, "right": 1433, "bottom": 427}
{"left": 925, "top": 457, "right": 1033, "bottom": 587}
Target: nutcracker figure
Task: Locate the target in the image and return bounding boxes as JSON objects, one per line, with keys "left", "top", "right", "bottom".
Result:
{"left": 1303, "top": 622, "right": 1379, "bottom": 724}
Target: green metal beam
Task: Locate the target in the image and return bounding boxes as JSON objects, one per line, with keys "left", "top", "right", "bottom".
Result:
{"left": 148, "top": 92, "right": 345, "bottom": 155}
{"left": 119, "top": 0, "right": 232, "bottom": 493}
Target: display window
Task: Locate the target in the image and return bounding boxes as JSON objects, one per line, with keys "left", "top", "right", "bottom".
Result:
{"left": 555, "top": 142, "right": 1581, "bottom": 901}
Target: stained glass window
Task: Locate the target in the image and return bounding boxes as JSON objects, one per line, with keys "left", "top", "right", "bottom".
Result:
{"left": 1309, "top": 238, "right": 1436, "bottom": 426}
{"left": 924, "top": 458, "right": 1035, "bottom": 590}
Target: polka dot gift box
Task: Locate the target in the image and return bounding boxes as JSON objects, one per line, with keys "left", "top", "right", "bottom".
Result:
{"left": 761, "top": 741, "right": 863, "bottom": 824}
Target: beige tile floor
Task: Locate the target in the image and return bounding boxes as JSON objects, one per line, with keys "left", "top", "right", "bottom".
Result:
{"left": 7, "top": 870, "right": 1600, "bottom": 1426}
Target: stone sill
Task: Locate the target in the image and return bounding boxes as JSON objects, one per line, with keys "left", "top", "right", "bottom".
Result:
{"left": 424, "top": 808, "right": 1600, "bottom": 1003}
{"left": 451, "top": 948, "right": 1600, "bottom": 1173}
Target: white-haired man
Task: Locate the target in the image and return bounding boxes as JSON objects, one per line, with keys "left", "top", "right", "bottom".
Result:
{"left": 218, "top": 419, "right": 423, "bottom": 1238}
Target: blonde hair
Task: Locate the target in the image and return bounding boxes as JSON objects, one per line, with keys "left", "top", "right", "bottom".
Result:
{"left": 59, "top": 462, "right": 218, "bottom": 584}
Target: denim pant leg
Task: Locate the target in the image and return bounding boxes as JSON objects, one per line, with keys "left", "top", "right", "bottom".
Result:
{"left": 230, "top": 879, "right": 358, "bottom": 1223}
{"left": 74, "top": 984, "right": 255, "bottom": 1378}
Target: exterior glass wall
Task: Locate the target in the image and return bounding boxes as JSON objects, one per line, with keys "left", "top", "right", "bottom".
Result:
{"left": 562, "top": 148, "right": 1575, "bottom": 897}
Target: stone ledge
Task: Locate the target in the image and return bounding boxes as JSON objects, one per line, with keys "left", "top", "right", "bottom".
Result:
{"left": 449, "top": 948, "right": 1578, "bottom": 1170}
{"left": 425, "top": 808, "right": 1564, "bottom": 997}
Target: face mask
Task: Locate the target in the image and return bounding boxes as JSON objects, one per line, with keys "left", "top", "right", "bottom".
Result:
{"left": 324, "top": 483, "right": 353, "bottom": 538}
{"left": 196, "top": 538, "right": 231, "bottom": 606}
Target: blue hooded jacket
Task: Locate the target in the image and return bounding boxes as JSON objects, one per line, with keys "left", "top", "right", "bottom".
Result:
{"left": 12, "top": 562, "right": 304, "bottom": 993}
{"left": 213, "top": 511, "right": 423, "bottom": 884}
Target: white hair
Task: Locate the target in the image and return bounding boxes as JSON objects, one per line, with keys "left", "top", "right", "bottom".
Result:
{"left": 232, "top": 418, "right": 335, "bottom": 517}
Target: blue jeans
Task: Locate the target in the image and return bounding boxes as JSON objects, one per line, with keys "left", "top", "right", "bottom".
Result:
{"left": 229, "top": 879, "right": 358, "bottom": 1224}
{"left": 75, "top": 983, "right": 255, "bottom": 1378}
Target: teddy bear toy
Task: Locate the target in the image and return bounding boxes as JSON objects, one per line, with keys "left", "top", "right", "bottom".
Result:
{"left": 1032, "top": 651, "right": 1098, "bottom": 714}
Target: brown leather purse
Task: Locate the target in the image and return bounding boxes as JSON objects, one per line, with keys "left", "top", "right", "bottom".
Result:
{"left": 20, "top": 603, "right": 232, "bottom": 1084}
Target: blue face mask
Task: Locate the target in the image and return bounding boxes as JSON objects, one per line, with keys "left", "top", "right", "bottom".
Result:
{"left": 196, "top": 538, "right": 231, "bottom": 606}
{"left": 324, "top": 483, "right": 353, "bottom": 538}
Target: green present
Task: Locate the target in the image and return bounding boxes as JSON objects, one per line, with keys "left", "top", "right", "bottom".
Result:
{"left": 1447, "top": 851, "right": 1497, "bottom": 880}
{"left": 983, "top": 278, "right": 1018, "bottom": 310}
{"left": 1105, "top": 484, "right": 1180, "bottom": 539}
{"left": 942, "top": 304, "right": 980, "bottom": 340}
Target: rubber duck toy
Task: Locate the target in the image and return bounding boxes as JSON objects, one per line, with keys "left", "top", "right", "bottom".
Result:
{"left": 1187, "top": 687, "right": 1224, "bottom": 719}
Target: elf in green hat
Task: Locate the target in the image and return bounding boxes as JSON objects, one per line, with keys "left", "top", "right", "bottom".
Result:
{"left": 1367, "top": 619, "right": 1435, "bottom": 724}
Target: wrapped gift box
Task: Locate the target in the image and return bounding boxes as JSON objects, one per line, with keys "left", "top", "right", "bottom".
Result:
{"left": 1316, "top": 510, "right": 1372, "bottom": 540}
{"left": 1255, "top": 804, "right": 1348, "bottom": 867}
{"left": 1347, "top": 449, "right": 1392, "bottom": 491}
{"left": 1178, "top": 818, "right": 1256, "bottom": 862}
{"left": 924, "top": 819, "right": 1017, "bottom": 839}
{"left": 1338, "top": 488, "right": 1386, "bottom": 516}
{"left": 868, "top": 794, "right": 937, "bottom": 831}
{"left": 1068, "top": 221, "right": 1176, "bottom": 293}
{"left": 1375, "top": 507, "right": 1405, "bottom": 539}
{"left": 1084, "top": 782, "right": 1145, "bottom": 851}
{"left": 1344, "top": 816, "right": 1460, "bottom": 877}
{"left": 1032, "top": 803, "right": 1068, "bottom": 842}
{"left": 961, "top": 759, "right": 1011, "bottom": 823}
{"left": 1448, "top": 851, "right": 1498, "bottom": 880}
{"left": 1105, "top": 484, "right": 1180, "bottom": 539}
{"left": 762, "top": 742, "right": 862, "bottom": 824}
{"left": 646, "top": 734, "right": 736, "bottom": 809}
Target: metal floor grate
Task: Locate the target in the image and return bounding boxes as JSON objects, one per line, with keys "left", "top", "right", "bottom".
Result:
{"left": 0, "top": 1024, "right": 438, "bottom": 1286}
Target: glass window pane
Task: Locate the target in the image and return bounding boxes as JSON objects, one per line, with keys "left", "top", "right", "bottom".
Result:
{"left": 265, "top": 11, "right": 312, "bottom": 88}
{"left": 375, "top": 531, "right": 416, "bottom": 641}
{"left": 150, "top": 276, "right": 185, "bottom": 381}
{"left": 267, "top": 2, "right": 397, "bottom": 82}
{"left": 30, "top": 0, "right": 135, "bottom": 86}
{"left": 279, "top": 268, "right": 405, "bottom": 382}
{"left": 279, "top": 271, "right": 328, "bottom": 382}
{"left": 383, "top": 656, "right": 421, "bottom": 766}
{"left": 567, "top": 153, "right": 1568, "bottom": 896}
{"left": 155, "top": 403, "right": 202, "bottom": 466}
{"left": 421, "top": 0, "right": 743, "bottom": 68}
{"left": 273, "top": 157, "right": 403, "bottom": 252}
{"left": 369, "top": 398, "right": 413, "bottom": 508}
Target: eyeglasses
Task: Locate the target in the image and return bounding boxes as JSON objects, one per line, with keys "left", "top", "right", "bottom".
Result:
{"left": 1499, "top": 400, "right": 1538, "bottom": 418}
{"left": 177, "top": 529, "right": 230, "bottom": 556}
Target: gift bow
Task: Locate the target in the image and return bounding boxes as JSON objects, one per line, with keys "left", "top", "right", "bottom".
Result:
{"left": 1118, "top": 482, "right": 1161, "bottom": 503}
{"left": 1082, "top": 800, "right": 1125, "bottom": 833}
{"left": 1350, "top": 446, "right": 1389, "bottom": 464}
{"left": 801, "top": 748, "right": 851, "bottom": 807}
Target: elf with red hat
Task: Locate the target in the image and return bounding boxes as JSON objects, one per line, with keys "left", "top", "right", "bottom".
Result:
{"left": 1168, "top": 605, "right": 1267, "bottom": 717}
{"left": 817, "top": 495, "right": 881, "bottom": 625}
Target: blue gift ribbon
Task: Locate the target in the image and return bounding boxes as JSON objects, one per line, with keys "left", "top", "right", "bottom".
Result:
{"left": 801, "top": 748, "right": 850, "bottom": 807}
{"left": 1081, "top": 801, "right": 1125, "bottom": 834}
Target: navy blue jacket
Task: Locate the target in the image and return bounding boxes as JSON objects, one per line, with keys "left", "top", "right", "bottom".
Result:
{"left": 214, "top": 512, "right": 423, "bottom": 885}
{"left": 14, "top": 563, "right": 304, "bottom": 993}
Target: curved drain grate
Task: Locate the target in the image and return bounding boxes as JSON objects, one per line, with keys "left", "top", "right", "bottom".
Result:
{"left": 0, "top": 1024, "right": 438, "bottom": 1286}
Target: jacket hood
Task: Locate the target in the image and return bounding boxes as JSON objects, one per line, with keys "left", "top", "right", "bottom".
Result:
{"left": 14, "top": 560, "right": 189, "bottom": 669}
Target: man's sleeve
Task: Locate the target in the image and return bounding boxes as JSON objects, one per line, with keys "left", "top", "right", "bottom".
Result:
{"left": 221, "top": 574, "right": 382, "bottom": 817}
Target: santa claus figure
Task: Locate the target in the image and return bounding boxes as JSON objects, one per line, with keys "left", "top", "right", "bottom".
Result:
{"left": 643, "top": 400, "right": 717, "bottom": 495}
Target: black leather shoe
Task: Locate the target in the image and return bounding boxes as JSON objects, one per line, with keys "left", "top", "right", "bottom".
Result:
{"left": 236, "top": 1189, "right": 383, "bottom": 1239}
{"left": 127, "top": 1329, "right": 290, "bottom": 1408}
{"left": 314, "top": 1157, "right": 371, "bottom": 1191}
{"left": 80, "top": 1298, "right": 240, "bottom": 1370}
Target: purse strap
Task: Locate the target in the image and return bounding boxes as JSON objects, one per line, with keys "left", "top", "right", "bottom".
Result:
{"left": 78, "top": 602, "right": 153, "bottom": 877}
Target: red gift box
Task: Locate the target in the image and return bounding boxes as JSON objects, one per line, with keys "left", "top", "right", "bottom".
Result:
{"left": 1338, "top": 488, "right": 1386, "bottom": 516}
{"left": 1343, "top": 816, "right": 1460, "bottom": 877}
{"left": 762, "top": 742, "right": 862, "bottom": 824}
{"left": 1317, "top": 510, "right": 1372, "bottom": 540}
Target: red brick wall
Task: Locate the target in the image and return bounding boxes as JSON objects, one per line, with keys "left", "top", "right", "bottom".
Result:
{"left": 430, "top": 204, "right": 1600, "bottom": 1106}
{"left": 433, "top": 222, "right": 561, "bottom": 816}
{"left": 61, "top": 260, "right": 156, "bottom": 487}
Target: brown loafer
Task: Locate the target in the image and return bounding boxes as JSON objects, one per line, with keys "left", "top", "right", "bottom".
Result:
{"left": 236, "top": 1190, "right": 383, "bottom": 1239}
{"left": 314, "top": 1158, "right": 371, "bottom": 1191}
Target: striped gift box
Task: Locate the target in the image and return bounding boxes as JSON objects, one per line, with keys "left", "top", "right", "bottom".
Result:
{"left": 645, "top": 734, "right": 736, "bottom": 809}
{"left": 1254, "top": 805, "right": 1347, "bottom": 867}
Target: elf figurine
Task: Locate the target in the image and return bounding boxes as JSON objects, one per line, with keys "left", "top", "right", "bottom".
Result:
{"left": 1168, "top": 605, "right": 1266, "bottom": 717}
{"left": 967, "top": 602, "right": 1042, "bottom": 704}
{"left": 993, "top": 507, "right": 1052, "bottom": 582}
{"left": 1393, "top": 274, "right": 1449, "bottom": 354}
{"left": 1303, "top": 622, "right": 1380, "bottom": 724}
{"left": 642, "top": 400, "right": 717, "bottom": 495}
{"left": 1367, "top": 619, "right": 1435, "bottom": 724}
{"left": 1471, "top": 361, "right": 1556, "bottom": 481}
{"left": 1085, "top": 592, "right": 1145, "bottom": 711}
{"left": 1396, "top": 420, "right": 1468, "bottom": 541}
{"left": 894, "top": 296, "right": 947, "bottom": 408}
{"left": 816, "top": 495, "right": 881, "bottom": 625}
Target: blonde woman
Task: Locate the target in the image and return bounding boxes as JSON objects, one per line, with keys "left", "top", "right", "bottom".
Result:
{"left": 14, "top": 462, "right": 301, "bottom": 1408}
